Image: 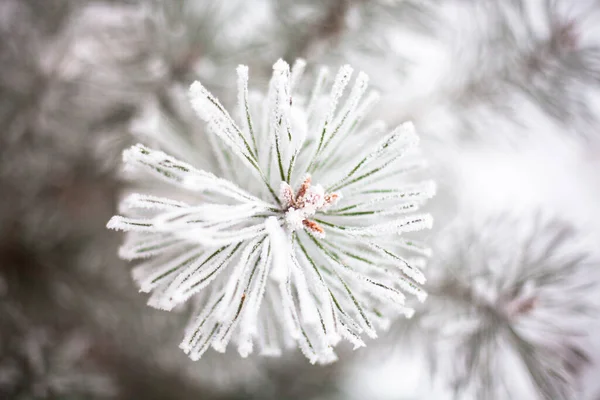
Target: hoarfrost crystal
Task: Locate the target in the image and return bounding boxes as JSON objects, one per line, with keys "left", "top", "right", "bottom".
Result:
{"left": 108, "top": 59, "right": 435, "bottom": 363}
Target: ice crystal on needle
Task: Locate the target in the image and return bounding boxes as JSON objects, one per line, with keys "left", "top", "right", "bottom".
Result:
{"left": 108, "top": 59, "right": 435, "bottom": 363}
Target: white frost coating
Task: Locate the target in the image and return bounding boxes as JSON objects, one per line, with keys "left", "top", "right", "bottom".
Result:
{"left": 327, "top": 71, "right": 369, "bottom": 143}
{"left": 325, "top": 64, "right": 353, "bottom": 127}
{"left": 118, "top": 234, "right": 184, "bottom": 261}
{"left": 290, "top": 58, "right": 307, "bottom": 92}
{"left": 108, "top": 59, "right": 435, "bottom": 364}
{"left": 349, "top": 214, "right": 433, "bottom": 236}
{"left": 237, "top": 239, "right": 272, "bottom": 356}
{"left": 265, "top": 217, "right": 290, "bottom": 283}
{"left": 289, "top": 256, "right": 320, "bottom": 326}
{"left": 122, "top": 193, "right": 190, "bottom": 211}
{"left": 236, "top": 64, "right": 256, "bottom": 156}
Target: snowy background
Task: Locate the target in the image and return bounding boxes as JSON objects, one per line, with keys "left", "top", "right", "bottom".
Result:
{"left": 2, "top": 0, "right": 600, "bottom": 399}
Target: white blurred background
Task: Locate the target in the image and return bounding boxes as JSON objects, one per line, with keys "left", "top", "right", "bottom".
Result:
{"left": 1, "top": 1, "right": 600, "bottom": 399}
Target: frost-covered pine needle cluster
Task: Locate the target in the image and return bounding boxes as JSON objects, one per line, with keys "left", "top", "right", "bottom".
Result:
{"left": 108, "top": 59, "right": 435, "bottom": 363}
{"left": 420, "top": 215, "right": 598, "bottom": 400}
